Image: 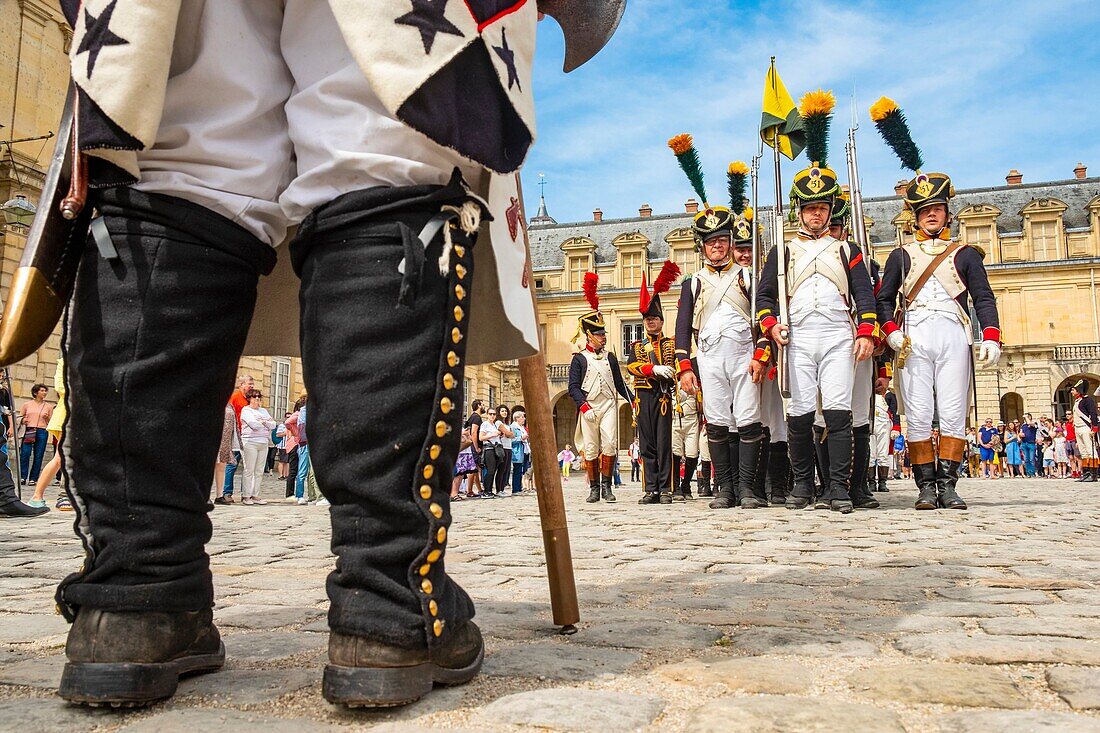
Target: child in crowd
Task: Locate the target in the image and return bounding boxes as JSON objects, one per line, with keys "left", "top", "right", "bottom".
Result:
{"left": 557, "top": 444, "right": 574, "bottom": 479}
{"left": 1053, "top": 428, "right": 1068, "bottom": 478}
{"left": 1042, "top": 437, "right": 1056, "bottom": 478}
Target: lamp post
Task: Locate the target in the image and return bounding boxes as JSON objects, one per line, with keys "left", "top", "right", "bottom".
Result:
{"left": 1, "top": 194, "right": 36, "bottom": 227}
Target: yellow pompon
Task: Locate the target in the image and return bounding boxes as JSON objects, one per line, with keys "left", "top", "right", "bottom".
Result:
{"left": 668, "top": 133, "right": 694, "bottom": 155}
{"left": 798, "top": 89, "right": 835, "bottom": 117}
{"left": 869, "top": 96, "right": 899, "bottom": 122}
{"left": 728, "top": 161, "right": 750, "bottom": 175}
{"left": 743, "top": 206, "right": 754, "bottom": 222}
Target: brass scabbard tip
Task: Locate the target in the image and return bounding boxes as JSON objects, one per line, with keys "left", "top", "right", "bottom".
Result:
{"left": 0, "top": 267, "right": 63, "bottom": 366}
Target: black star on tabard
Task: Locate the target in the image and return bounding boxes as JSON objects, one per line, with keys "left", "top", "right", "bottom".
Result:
{"left": 76, "top": 0, "right": 129, "bottom": 78}
{"left": 493, "top": 27, "right": 521, "bottom": 92}
{"left": 395, "top": 0, "right": 464, "bottom": 55}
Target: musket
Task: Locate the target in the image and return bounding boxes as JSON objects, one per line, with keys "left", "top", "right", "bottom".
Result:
{"left": 750, "top": 145, "right": 762, "bottom": 339}
{"left": 771, "top": 130, "right": 791, "bottom": 399}
{"left": 846, "top": 113, "right": 877, "bottom": 434}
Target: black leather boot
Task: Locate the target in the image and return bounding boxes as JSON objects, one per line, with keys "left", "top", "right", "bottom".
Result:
{"left": 1081, "top": 462, "right": 1097, "bottom": 483}
{"left": 786, "top": 413, "right": 816, "bottom": 509}
{"left": 767, "top": 441, "right": 790, "bottom": 504}
{"left": 585, "top": 459, "right": 600, "bottom": 503}
{"left": 738, "top": 422, "right": 767, "bottom": 508}
{"left": 850, "top": 425, "right": 879, "bottom": 509}
{"left": 877, "top": 465, "right": 890, "bottom": 492}
{"left": 913, "top": 463, "right": 939, "bottom": 509}
{"left": 936, "top": 460, "right": 967, "bottom": 510}
{"left": 707, "top": 425, "right": 736, "bottom": 509}
{"left": 60, "top": 609, "right": 224, "bottom": 706}
{"left": 680, "top": 455, "right": 698, "bottom": 499}
{"left": 0, "top": 459, "right": 48, "bottom": 517}
{"left": 823, "top": 410, "right": 854, "bottom": 514}
{"left": 812, "top": 425, "right": 829, "bottom": 508}
{"left": 755, "top": 431, "right": 771, "bottom": 505}
{"left": 697, "top": 460, "right": 713, "bottom": 497}
{"left": 600, "top": 457, "right": 617, "bottom": 503}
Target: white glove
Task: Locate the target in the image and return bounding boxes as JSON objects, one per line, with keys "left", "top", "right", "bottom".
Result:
{"left": 891, "top": 430, "right": 901, "bottom": 439}
{"left": 886, "top": 330, "right": 908, "bottom": 352}
{"left": 652, "top": 365, "right": 675, "bottom": 380}
{"left": 582, "top": 407, "right": 598, "bottom": 423}
{"left": 978, "top": 340, "right": 1001, "bottom": 367}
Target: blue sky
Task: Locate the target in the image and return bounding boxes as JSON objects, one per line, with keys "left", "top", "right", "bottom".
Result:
{"left": 523, "top": 0, "right": 1099, "bottom": 223}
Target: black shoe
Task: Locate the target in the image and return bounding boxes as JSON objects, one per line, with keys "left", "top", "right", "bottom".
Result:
{"left": 213, "top": 495, "right": 233, "bottom": 505}
{"left": 914, "top": 462, "right": 938, "bottom": 510}
{"left": 671, "top": 490, "right": 686, "bottom": 502}
{"left": 638, "top": 493, "right": 661, "bottom": 505}
{"left": 785, "top": 495, "right": 810, "bottom": 509}
{"left": 937, "top": 487, "right": 968, "bottom": 510}
{"left": 659, "top": 493, "right": 674, "bottom": 504}
{"left": 586, "top": 486, "right": 600, "bottom": 503}
{"left": 601, "top": 486, "right": 617, "bottom": 503}
{"left": 697, "top": 484, "right": 713, "bottom": 497}
{"left": 324, "top": 621, "right": 483, "bottom": 708}
{"left": 854, "top": 498, "right": 881, "bottom": 509}
{"left": 0, "top": 499, "right": 50, "bottom": 518}
{"left": 739, "top": 497, "right": 765, "bottom": 509}
{"left": 708, "top": 489, "right": 736, "bottom": 509}
{"left": 60, "top": 609, "right": 224, "bottom": 707}
{"left": 830, "top": 500, "right": 854, "bottom": 514}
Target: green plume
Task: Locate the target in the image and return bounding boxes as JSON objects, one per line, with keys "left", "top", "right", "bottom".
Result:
{"left": 668, "top": 134, "right": 708, "bottom": 204}
{"left": 727, "top": 162, "right": 749, "bottom": 215}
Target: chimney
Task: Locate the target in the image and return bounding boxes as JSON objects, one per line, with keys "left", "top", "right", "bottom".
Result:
{"left": 639, "top": 203, "right": 652, "bottom": 218}
{"left": 894, "top": 180, "right": 908, "bottom": 195}
{"left": 592, "top": 208, "right": 602, "bottom": 222}
{"left": 1074, "top": 162, "right": 1088, "bottom": 180}
{"left": 1006, "top": 169, "right": 1023, "bottom": 185}
{"left": 685, "top": 198, "right": 699, "bottom": 215}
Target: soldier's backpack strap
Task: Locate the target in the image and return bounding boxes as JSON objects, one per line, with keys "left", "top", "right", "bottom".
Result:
{"left": 905, "top": 243, "right": 962, "bottom": 307}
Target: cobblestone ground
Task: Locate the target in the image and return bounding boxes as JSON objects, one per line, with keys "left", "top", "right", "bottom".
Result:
{"left": 2, "top": 473, "right": 1099, "bottom": 732}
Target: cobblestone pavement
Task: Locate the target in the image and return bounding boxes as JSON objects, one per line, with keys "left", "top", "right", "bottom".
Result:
{"left": 2, "top": 474, "right": 1099, "bottom": 732}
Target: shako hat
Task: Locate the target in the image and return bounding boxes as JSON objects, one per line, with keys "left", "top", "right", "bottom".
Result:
{"left": 869, "top": 97, "right": 955, "bottom": 213}
{"left": 575, "top": 272, "right": 605, "bottom": 344}
{"left": 638, "top": 260, "right": 681, "bottom": 320}
{"left": 667, "top": 133, "right": 735, "bottom": 247}
{"left": 727, "top": 161, "right": 756, "bottom": 245}
{"left": 831, "top": 188, "right": 851, "bottom": 224}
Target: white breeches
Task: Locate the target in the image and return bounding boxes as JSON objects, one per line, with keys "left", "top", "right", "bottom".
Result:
{"left": 699, "top": 432, "right": 711, "bottom": 461}
{"left": 787, "top": 317, "right": 855, "bottom": 416}
{"left": 852, "top": 358, "right": 874, "bottom": 428}
{"left": 760, "top": 379, "right": 788, "bottom": 442}
{"left": 672, "top": 411, "right": 701, "bottom": 458}
{"left": 577, "top": 392, "right": 618, "bottom": 461}
{"left": 697, "top": 333, "right": 761, "bottom": 429}
{"left": 870, "top": 421, "right": 892, "bottom": 466}
{"left": 1077, "top": 422, "right": 1096, "bottom": 460}
{"left": 134, "top": 0, "right": 479, "bottom": 247}
{"left": 898, "top": 315, "right": 971, "bottom": 441}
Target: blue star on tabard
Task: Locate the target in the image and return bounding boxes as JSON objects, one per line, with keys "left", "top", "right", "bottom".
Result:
{"left": 493, "top": 28, "right": 521, "bottom": 92}
{"left": 76, "top": 0, "right": 129, "bottom": 78}
{"left": 395, "top": 0, "right": 464, "bottom": 55}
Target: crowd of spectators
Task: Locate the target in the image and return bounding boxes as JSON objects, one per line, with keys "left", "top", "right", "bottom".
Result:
{"left": 967, "top": 413, "right": 1084, "bottom": 479}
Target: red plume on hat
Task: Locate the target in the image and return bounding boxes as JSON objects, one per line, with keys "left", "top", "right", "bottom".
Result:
{"left": 653, "top": 260, "right": 680, "bottom": 296}
{"left": 640, "top": 260, "right": 681, "bottom": 319}
{"left": 583, "top": 272, "right": 600, "bottom": 311}
{"left": 638, "top": 271, "right": 651, "bottom": 314}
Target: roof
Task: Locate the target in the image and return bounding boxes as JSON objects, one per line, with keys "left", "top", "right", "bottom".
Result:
{"left": 529, "top": 177, "right": 1100, "bottom": 270}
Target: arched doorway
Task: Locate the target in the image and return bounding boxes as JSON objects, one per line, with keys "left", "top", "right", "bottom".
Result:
{"left": 551, "top": 392, "right": 577, "bottom": 451}
{"left": 619, "top": 403, "right": 636, "bottom": 449}
{"left": 1000, "top": 392, "right": 1024, "bottom": 424}
{"left": 1054, "top": 374, "right": 1100, "bottom": 421}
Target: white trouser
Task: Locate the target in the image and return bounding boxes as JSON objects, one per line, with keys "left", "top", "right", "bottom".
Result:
{"left": 760, "top": 379, "right": 788, "bottom": 442}
{"left": 870, "top": 421, "right": 892, "bottom": 466}
{"left": 672, "top": 410, "right": 700, "bottom": 458}
{"left": 816, "top": 354, "right": 874, "bottom": 429}
{"left": 134, "top": 0, "right": 480, "bottom": 247}
{"left": 787, "top": 315, "right": 855, "bottom": 416}
{"left": 240, "top": 442, "right": 269, "bottom": 499}
{"left": 577, "top": 392, "right": 618, "bottom": 461}
{"left": 699, "top": 432, "right": 711, "bottom": 461}
{"left": 898, "top": 314, "right": 971, "bottom": 441}
{"left": 697, "top": 333, "right": 761, "bottom": 429}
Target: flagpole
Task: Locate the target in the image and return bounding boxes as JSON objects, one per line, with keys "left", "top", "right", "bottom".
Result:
{"left": 770, "top": 59, "right": 790, "bottom": 397}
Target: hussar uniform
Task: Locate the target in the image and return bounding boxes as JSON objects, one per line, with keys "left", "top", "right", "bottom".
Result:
{"left": 569, "top": 277, "right": 632, "bottom": 504}
{"left": 871, "top": 98, "right": 1000, "bottom": 511}
{"left": 1071, "top": 379, "right": 1100, "bottom": 482}
{"left": 666, "top": 146, "right": 771, "bottom": 511}
{"left": 627, "top": 261, "right": 681, "bottom": 503}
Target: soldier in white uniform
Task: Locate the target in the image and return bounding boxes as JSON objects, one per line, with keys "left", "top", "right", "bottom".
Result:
{"left": 667, "top": 145, "right": 768, "bottom": 511}
{"left": 872, "top": 97, "right": 1001, "bottom": 510}
{"left": 1071, "top": 379, "right": 1100, "bottom": 482}
{"left": 568, "top": 274, "right": 633, "bottom": 504}
{"left": 672, "top": 386, "right": 704, "bottom": 498}
{"left": 757, "top": 162, "right": 878, "bottom": 513}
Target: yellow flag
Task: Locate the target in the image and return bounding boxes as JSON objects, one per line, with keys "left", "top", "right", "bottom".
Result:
{"left": 760, "top": 59, "right": 805, "bottom": 161}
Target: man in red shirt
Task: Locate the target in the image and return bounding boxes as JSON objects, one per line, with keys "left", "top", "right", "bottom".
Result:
{"left": 216, "top": 375, "right": 254, "bottom": 504}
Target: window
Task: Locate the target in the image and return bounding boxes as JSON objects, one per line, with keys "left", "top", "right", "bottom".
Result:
{"left": 488, "top": 385, "right": 497, "bottom": 409}
{"left": 534, "top": 277, "right": 545, "bottom": 290}
{"left": 622, "top": 321, "right": 644, "bottom": 357}
{"left": 965, "top": 223, "right": 992, "bottom": 254}
{"left": 620, "top": 250, "right": 643, "bottom": 289}
{"left": 463, "top": 378, "right": 470, "bottom": 413}
{"left": 567, "top": 255, "right": 588, "bottom": 291}
{"left": 269, "top": 358, "right": 291, "bottom": 419}
{"left": 1031, "top": 219, "right": 1059, "bottom": 261}
{"left": 672, "top": 246, "right": 699, "bottom": 277}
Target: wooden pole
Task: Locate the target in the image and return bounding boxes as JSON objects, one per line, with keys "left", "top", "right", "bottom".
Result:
{"left": 514, "top": 173, "right": 580, "bottom": 633}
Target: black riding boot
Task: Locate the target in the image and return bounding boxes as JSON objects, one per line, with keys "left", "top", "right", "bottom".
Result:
{"left": 755, "top": 431, "right": 771, "bottom": 506}
{"left": 936, "top": 460, "right": 967, "bottom": 509}
{"left": 698, "top": 460, "right": 713, "bottom": 497}
{"left": 812, "top": 425, "right": 830, "bottom": 508}
{"left": 877, "top": 465, "right": 890, "bottom": 492}
{"left": 293, "top": 179, "right": 488, "bottom": 706}
{"left": 738, "top": 422, "right": 767, "bottom": 508}
{"left": 680, "top": 455, "right": 698, "bottom": 499}
{"left": 707, "top": 425, "right": 736, "bottom": 509}
{"left": 767, "top": 441, "right": 790, "bottom": 504}
{"left": 786, "top": 413, "right": 816, "bottom": 509}
{"left": 850, "top": 425, "right": 879, "bottom": 509}
{"left": 57, "top": 189, "right": 274, "bottom": 705}
{"left": 599, "top": 455, "right": 617, "bottom": 503}
{"left": 822, "top": 410, "right": 854, "bottom": 514}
